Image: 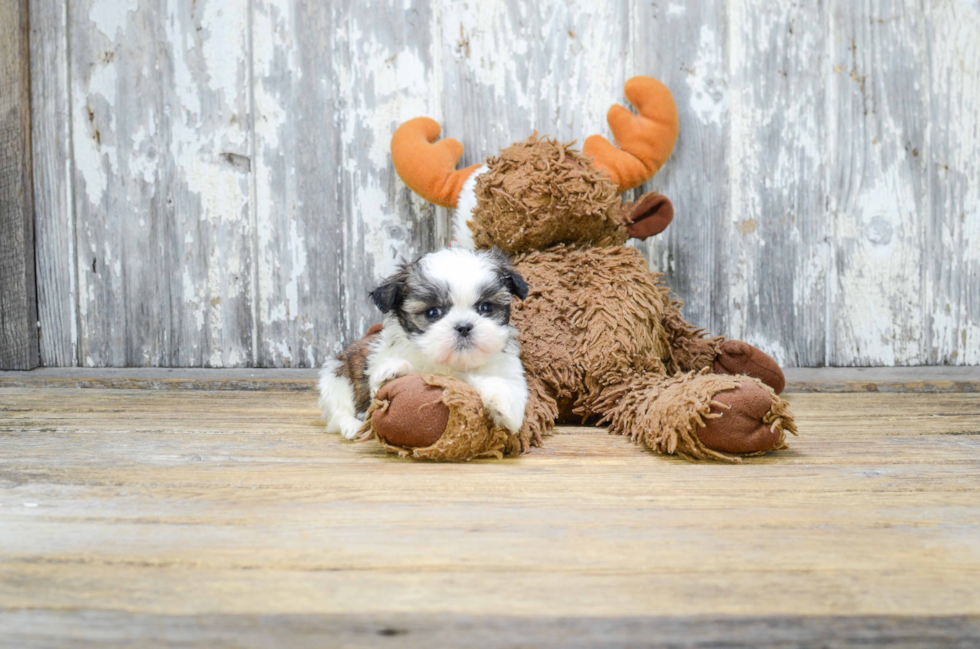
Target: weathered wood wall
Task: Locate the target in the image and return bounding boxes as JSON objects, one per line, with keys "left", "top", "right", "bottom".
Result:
{"left": 27, "top": 0, "right": 980, "bottom": 368}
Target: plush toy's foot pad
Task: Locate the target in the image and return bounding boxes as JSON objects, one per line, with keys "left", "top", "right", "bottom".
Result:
{"left": 701, "top": 382, "right": 785, "bottom": 454}
{"left": 372, "top": 375, "right": 449, "bottom": 448}
{"left": 365, "top": 374, "right": 523, "bottom": 461}
{"left": 714, "top": 340, "right": 786, "bottom": 394}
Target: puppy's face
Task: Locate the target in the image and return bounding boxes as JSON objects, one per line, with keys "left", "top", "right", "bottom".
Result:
{"left": 370, "top": 249, "right": 528, "bottom": 370}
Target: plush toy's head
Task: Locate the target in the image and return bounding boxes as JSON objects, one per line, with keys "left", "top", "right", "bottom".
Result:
{"left": 391, "top": 76, "right": 680, "bottom": 254}
{"left": 469, "top": 135, "right": 624, "bottom": 254}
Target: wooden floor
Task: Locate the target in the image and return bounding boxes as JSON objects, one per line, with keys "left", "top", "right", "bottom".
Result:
{"left": 1, "top": 374, "right": 979, "bottom": 647}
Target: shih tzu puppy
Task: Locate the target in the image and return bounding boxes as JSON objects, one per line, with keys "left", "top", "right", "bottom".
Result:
{"left": 319, "top": 248, "right": 529, "bottom": 441}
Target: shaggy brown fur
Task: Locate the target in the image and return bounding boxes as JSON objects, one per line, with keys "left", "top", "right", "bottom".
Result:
{"left": 661, "top": 305, "right": 725, "bottom": 374}
{"left": 511, "top": 245, "right": 671, "bottom": 420}
{"left": 471, "top": 136, "right": 627, "bottom": 255}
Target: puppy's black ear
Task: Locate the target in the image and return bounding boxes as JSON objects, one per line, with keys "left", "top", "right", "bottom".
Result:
{"left": 369, "top": 271, "right": 404, "bottom": 314}
{"left": 502, "top": 267, "right": 528, "bottom": 300}
{"left": 488, "top": 247, "right": 529, "bottom": 300}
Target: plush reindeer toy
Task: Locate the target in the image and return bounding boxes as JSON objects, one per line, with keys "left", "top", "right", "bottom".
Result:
{"left": 358, "top": 76, "right": 796, "bottom": 462}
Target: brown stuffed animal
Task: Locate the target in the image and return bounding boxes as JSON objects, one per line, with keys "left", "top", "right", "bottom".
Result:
{"left": 362, "top": 76, "right": 796, "bottom": 462}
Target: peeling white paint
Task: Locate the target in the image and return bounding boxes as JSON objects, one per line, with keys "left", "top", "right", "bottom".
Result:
{"left": 128, "top": 124, "right": 157, "bottom": 184}
{"left": 199, "top": 1, "right": 248, "bottom": 110}
{"left": 269, "top": 340, "right": 293, "bottom": 363}
{"left": 71, "top": 59, "right": 118, "bottom": 207}
{"left": 71, "top": 100, "right": 108, "bottom": 207}
{"left": 726, "top": 0, "right": 751, "bottom": 343}
{"left": 688, "top": 25, "right": 727, "bottom": 127}
{"left": 183, "top": 267, "right": 206, "bottom": 332}
{"left": 835, "top": 159, "right": 924, "bottom": 365}
{"left": 267, "top": 303, "right": 287, "bottom": 324}
{"left": 88, "top": 0, "right": 138, "bottom": 39}
{"left": 441, "top": 2, "right": 533, "bottom": 119}
{"left": 284, "top": 217, "right": 307, "bottom": 320}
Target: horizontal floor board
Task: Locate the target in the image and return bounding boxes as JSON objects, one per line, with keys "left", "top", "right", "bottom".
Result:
{"left": 1, "top": 386, "right": 978, "bottom": 644}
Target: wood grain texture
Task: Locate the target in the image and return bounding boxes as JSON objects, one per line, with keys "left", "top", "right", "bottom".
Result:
{"left": 67, "top": 0, "right": 254, "bottom": 367}
{"left": 252, "top": 0, "right": 446, "bottom": 367}
{"left": 438, "top": 1, "right": 631, "bottom": 161}
{"left": 251, "top": 0, "right": 342, "bottom": 367}
{"left": 0, "top": 387, "right": 978, "bottom": 645}
{"left": 827, "top": 0, "right": 928, "bottom": 366}
{"left": 29, "top": 0, "right": 76, "bottom": 367}
{"left": 0, "top": 0, "right": 39, "bottom": 370}
{"left": 26, "top": 0, "right": 980, "bottom": 367}
{"left": 923, "top": 2, "right": 980, "bottom": 364}
{"left": 632, "top": 0, "right": 731, "bottom": 344}
{"left": 333, "top": 0, "right": 448, "bottom": 354}
{"left": 728, "top": 0, "right": 829, "bottom": 367}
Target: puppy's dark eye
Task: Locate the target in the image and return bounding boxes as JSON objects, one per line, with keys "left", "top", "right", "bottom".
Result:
{"left": 425, "top": 307, "right": 443, "bottom": 320}
{"left": 477, "top": 302, "right": 493, "bottom": 315}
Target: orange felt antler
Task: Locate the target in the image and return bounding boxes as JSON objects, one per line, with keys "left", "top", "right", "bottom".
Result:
{"left": 583, "top": 76, "right": 679, "bottom": 192}
{"left": 390, "top": 117, "right": 481, "bottom": 208}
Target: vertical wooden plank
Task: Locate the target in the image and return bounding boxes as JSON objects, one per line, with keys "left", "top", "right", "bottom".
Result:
{"left": 0, "top": 0, "right": 40, "bottom": 370}
{"left": 825, "top": 0, "right": 930, "bottom": 366}
{"left": 251, "top": 0, "right": 339, "bottom": 367}
{"left": 437, "top": 0, "right": 631, "bottom": 167}
{"left": 725, "top": 0, "right": 829, "bottom": 367}
{"left": 69, "top": 0, "right": 254, "bottom": 367}
{"left": 30, "top": 0, "right": 77, "bottom": 366}
{"left": 630, "top": 0, "right": 731, "bottom": 343}
{"left": 924, "top": 2, "right": 980, "bottom": 365}
{"left": 334, "top": 0, "right": 446, "bottom": 358}
{"left": 252, "top": 0, "right": 441, "bottom": 367}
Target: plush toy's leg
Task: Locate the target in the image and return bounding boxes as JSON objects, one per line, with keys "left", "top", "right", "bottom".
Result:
{"left": 661, "top": 301, "right": 786, "bottom": 394}
{"left": 661, "top": 301, "right": 723, "bottom": 374}
{"left": 589, "top": 370, "right": 796, "bottom": 462}
{"left": 361, "top": 374, "right": 557, "bottom": 461}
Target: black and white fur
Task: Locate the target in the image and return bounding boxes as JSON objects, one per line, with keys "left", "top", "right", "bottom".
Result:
{"left": 319, "top": 248, "right": 529, "bottom": 440}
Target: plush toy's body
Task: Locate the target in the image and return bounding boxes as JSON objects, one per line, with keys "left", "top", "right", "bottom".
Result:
{"left": 363, "top": 76, "right": 796, "bottom": 462}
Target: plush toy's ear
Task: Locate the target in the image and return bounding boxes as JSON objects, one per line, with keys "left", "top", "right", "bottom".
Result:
{"left": 583, "top": 76, "right": 679, "bottom": 192}
{"left": 623, "top": 192, "right": 674, "bottom": 240}
{"left": 391, "top": 118, "right": 482, "bottom": 208}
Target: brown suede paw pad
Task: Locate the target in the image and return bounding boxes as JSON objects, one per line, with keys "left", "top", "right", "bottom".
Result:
{"left": 372, "top": 375, "right": 450, "bottom": 448}
{"left": 713, "top": 340, "right": 786, "bottom": 394}
{"left": 700, "top": 382, "right": 783, "bottom": 454}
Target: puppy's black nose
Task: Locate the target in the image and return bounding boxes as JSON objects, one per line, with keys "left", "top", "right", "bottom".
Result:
{"left": 454, "top": 323, "right": 473, "bottom": 337}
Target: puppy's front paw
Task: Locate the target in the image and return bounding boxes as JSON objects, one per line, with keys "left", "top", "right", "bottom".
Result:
{"left": 338, "top": 416, "right": 365, "bottom": 441}
{"left": 369, "top": 359, "right": 413, "bottom": 396}
{"left": 481, "top": 388, "right": 525, "bottom": 434}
